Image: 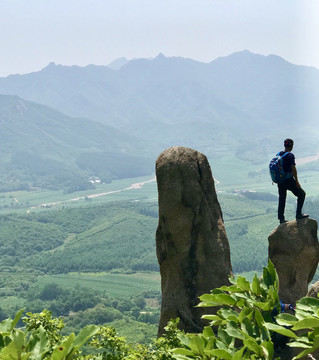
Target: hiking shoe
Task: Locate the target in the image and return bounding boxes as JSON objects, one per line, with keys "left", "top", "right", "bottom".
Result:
{"left": 296, "top": 213, "right": 309, "bottom": 220}
{"left": 279, "top": 219, "right": 287, "bottom": 224}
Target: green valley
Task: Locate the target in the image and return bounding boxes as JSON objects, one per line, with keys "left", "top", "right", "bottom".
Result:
{"left": 0, "top": 170, "right": 318, "bottom": 343}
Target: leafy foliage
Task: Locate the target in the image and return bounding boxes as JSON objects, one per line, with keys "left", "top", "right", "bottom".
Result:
{"left": 276, "top": 296, "right": 319, "bottom": 359}
{"left": 3, "top": 265, "right": 319, "bottom": 359}
{"left": 171, "top": 261, "right": 319, "bottom": 360}
{"left": 0, "top": 310, "right": 175, "bottom": 359}
{"left": 0, "top": 309, "right": 99, "bottom": 359}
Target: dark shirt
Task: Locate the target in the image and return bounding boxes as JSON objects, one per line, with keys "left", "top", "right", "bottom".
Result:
{"left": 279, "top": 151, "right": 295, "bottom": 174}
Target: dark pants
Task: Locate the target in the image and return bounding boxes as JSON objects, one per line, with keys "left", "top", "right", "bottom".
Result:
{"left": 278, "top": 177, "right": 306, "bottom": 220}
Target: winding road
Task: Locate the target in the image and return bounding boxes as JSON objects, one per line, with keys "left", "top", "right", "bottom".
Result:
{"left": 31, "top": 177, "right": 156, "bottom": 210}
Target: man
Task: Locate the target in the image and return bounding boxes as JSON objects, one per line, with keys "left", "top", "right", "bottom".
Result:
{"left": 277, "top": 138, "right": 308, "bottom": 224}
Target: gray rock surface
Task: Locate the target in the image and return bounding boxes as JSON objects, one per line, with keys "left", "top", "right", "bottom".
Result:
{"left": 268, "top": 218, "right": 319, "bottom": 305}
{"left": 156, "top": 146, "right": 232, "bottom": 336}
{"left": 307, "top": 280, "right": 319, "bottom": 298}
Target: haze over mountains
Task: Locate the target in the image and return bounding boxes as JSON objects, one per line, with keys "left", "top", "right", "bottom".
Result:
{"left": 0, "top": 50, "right": 318, "bottom": 190}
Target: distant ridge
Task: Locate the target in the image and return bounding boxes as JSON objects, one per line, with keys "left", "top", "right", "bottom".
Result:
{"left": 0, "top": 50, "right": 318, "bottom": 162}
{"left": 107, "top": 57, "right": 129, "bottom": 70}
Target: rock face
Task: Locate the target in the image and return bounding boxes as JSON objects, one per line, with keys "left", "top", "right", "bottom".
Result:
{"left": 156, "top": 146, "right": 232, "bottom": 336}
{"left": 268, "top": 218, "right": 319, "bottom": 304}
{"left": 307, "top": 281, "right": 319, "bottom": 298}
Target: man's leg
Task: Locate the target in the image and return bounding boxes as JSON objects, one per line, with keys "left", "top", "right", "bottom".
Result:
{"left": 278, "top": 184, "right": 287, "bottom": 221}
{"left": 286, "top": 178, "right": 307, "bottom": 217}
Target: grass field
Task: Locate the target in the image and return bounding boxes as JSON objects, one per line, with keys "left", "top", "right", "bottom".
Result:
{"left": 32, "top": 272, "right": 161, "bottom": 299}
{"left": 0, "top": 175, "right": 158, "bottom": 215}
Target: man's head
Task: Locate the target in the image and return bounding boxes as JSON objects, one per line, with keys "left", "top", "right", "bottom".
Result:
{"left": 284, "top": 138, "right": 294, "bottom": 151}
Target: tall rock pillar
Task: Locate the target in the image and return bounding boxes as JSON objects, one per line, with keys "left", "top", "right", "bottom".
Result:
{"left": 156, "top": 146, "right": 232, "bottom": 336}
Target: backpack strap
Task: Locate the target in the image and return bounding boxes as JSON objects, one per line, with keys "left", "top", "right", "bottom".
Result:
{"left": 276, "top": 151, "right": 289, "bottom": 158}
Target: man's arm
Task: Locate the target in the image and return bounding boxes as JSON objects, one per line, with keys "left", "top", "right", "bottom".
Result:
{"left": 292, "top": 165, "right": 300, "bottom": 188}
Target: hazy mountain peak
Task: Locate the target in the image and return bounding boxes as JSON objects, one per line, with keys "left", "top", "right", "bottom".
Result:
{"left": 42, "top": 62, "right": 58, "bottom": 70}
{"left": 107, "top": 57, "right": 129, "bottom": 70}
{"left": 212, "top": 50, "right": 295, "bottom": 68}
{"left": 154, "top": 53, "right": 166, "bottom": 60}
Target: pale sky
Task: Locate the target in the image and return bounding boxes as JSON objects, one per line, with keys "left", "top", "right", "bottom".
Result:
{"left": 0, "top": 0, "right": 318, "bottom": 77}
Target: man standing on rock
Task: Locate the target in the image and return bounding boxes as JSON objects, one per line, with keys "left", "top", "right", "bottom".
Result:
{"left": 277, "top": 138, "right": 308, "bottom": 224}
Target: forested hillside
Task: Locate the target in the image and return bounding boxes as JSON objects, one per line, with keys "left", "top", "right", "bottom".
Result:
{"left": 0, "top": 95, "right": 154, "bottom": 191}
{"left": 1, "top": 194, "right": 318, "bottom": 277}
{"left": 0, "top": 201, "right": 159, "bottom": 273}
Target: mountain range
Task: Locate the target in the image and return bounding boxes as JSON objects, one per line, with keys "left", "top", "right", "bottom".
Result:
{"left": 0, "top": 50, "right": 318, "bottom": 190}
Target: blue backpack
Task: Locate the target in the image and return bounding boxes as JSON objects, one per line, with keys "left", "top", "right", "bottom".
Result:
{"left": 269, "top": 152, "right": 290, "bottom": 183}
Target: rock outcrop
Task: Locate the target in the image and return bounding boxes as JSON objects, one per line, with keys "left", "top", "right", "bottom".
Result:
{"left": 307, "top": 281, "right": 319, "bottom": 298}
{"left": 156, "top": 146, "right": 232, "bottom": 336}
{"left": 268, "top": 218, "right": 319, "bottom": 305}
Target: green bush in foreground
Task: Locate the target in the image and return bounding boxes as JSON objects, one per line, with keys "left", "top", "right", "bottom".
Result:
{"left": 2, "top": 261, "right": 319, "bottom": 359}
{"left": 172, "top": 260, "right": 319, "bottom": 360}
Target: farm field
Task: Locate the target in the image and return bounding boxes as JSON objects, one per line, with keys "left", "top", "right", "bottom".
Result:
{"left": 34, "top": 271, "right": 161, "bottom": 299}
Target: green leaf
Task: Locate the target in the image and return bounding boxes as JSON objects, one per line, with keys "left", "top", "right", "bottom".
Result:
{"left": 27, "top": 327, "right": 50, "bottom": 358}
{"left": 233, "top": 346, "right": 246, "bottom": 360}
{"left": 207, "top": 294, "right": 237, "bottom": 306}
{"left": 264, "top": 322, "right": 297, "bottom": 338}
{"left": 241, "top": 317, "right": 254, "bottom": 337}
{"left": 254, "top": 301, "right": 273, "bottom": 311}
{"left": 211, "top": 288, "right": 224, "bottom": 294}
{"left": 52, "top": 334, "right": 75, "bottom": 360}
{"left": 177, "top": 334, "right": 191, "bottom": 347}
{"left": 236, "top": 276, "right": 251, "bottom": 292}
{"left": 202, "top": 326, "right": 215, "bottom": 338}
{"left": 288, "top": 341, "right": 312, "bottom": 349}
{"left": 218, "top": 328, "right": 232, "bottom": 346}
{"left": 0, "top": 319, "right": 14, "bottom": 334}
{"left": 238, "top": 307, "right": 251, "bottom": 322}
{"left": 206, "top": 348, "right": 233, "bottom": 359}
{"left": 295, "top": 309, "right": 311, "bottom": 320}
{"left": 236, "top": 298, "right": 246, "bottom": 308}
{"left": 251, "top": 274, "right": 261, "bottom": 296}
{"left": 0, "top": 310, "right": 24, "bottom": 334}
{"left": 292, "top": 317, "right": 319, "bottom": 331}
{"left": 11, "top": 309, "right": 24, "bottom": 331}
{"left": 172, "top": 348, "right": 196, "bottom": 356}
{"left": 73, "top": 324, "right": 99, "bottom": 350}
{"left": 188, "top": 335, "right": 205, "bottom": 354}
{"left": 254, "top": 308, "right": 264, "bottom": 328}
{"left": 262, "top": 268, "right": 273, "bottom": 288}
{"left": 202, "top": 315, "right": 222, "bottom": 322}
{"left": 0, "top": 329, "right": 26, "bottom": 358}
{"left": 261, "top": 340, "right": 274, "bottom": 360}
{"left": 199, "top": 294, "right": 215, "bottom": 302}
{"left": 0, "top": 340, "right": 26, "bottom": 359}
{"left": 276, "top": 313, "right": 298, "bottom": 327}
{"left": 267, "top": 260, "right": 279, "bottom": 290}
{"left": 224, "top": 324, "right": 245, "bottom": 340}
{"left": 243, "top": 337, "right": 261, "bottom": 355}
{"left": 219, "top": 308, "right": 240, "bottom": 321}
{"left": 297, "top": 297, "right": 319, "bottom": 308}
{"left": 219, "top": 285, "right": 244, "bottom": 292}
{"left": 292, "top": 347, "right": 316, "bottom": 359}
